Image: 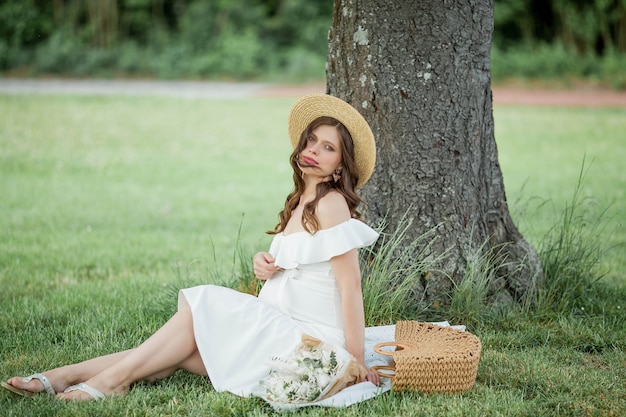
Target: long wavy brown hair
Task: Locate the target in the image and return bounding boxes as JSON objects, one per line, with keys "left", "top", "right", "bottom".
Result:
{"left": 269, "top": 116, "right": 363, "bottom": 235}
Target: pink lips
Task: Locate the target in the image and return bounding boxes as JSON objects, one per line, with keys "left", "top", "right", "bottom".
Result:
{"left": 301, "top": 156, "right": 318, "bottom": 165}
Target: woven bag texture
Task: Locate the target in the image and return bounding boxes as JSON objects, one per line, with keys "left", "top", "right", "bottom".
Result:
{"left": 390, "top": 321, "right": 482, "bottom": 393}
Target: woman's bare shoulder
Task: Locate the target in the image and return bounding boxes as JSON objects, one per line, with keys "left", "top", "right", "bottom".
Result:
{"left": 316, "top": 191, "right": 350, "bottom": 229}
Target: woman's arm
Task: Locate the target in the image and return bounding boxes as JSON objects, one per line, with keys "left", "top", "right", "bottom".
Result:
{"left": 332, "top": 250, "right": 380, "bottom": 386}
{"left": 318, "top": 191, "right": 379, "bottom": 385}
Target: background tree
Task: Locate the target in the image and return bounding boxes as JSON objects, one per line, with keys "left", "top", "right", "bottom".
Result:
{"left": 327, "top": 0, "right": 544, "bottom": 303}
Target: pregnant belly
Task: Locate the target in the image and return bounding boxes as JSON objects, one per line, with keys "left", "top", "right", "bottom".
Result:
{"left": 258, "top": 269, "right": 342, "bottom": 328}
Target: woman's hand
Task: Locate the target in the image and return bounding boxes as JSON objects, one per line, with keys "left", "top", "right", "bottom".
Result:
{"left": 364, "top": 366, "right": 380, "bottom": 386}
{"left": 253, "top": 252, "right": 280, "bottom": 280}
{"left": 358, "top": 360, "right": 380, "bottom": 386}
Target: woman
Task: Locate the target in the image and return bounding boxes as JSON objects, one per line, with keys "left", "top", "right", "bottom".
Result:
{"left": 2, "top": 94, "right": 380, "bottom": 401}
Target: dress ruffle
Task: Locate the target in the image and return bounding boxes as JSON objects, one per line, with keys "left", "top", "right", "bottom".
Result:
{"left": 269, "top": 219, "right": 379, "bottom": 269}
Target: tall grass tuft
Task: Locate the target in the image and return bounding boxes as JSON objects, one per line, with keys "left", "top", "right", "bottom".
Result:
{"left": 533, "top": 162, "right": 612, "bottom": 314}
{"left": 447, "top": 240, "right": 510, "bottom": 327}
{"left": 359, "top": 214, "right": 445, "bottom": 326}
{"left": 213, "top": 216, "right": 261, "bottom": 297}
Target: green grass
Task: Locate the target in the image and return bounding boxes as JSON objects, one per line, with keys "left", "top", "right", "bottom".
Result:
{"left": 1, "top": 94, "right": 624, "bottom": 416}
{"left": 495, "top": 106, "right": 626, "bottom": 286}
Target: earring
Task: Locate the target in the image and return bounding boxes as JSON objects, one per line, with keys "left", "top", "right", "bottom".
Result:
{"left": 333, "top": 168, "right": 342, "bottom": 182}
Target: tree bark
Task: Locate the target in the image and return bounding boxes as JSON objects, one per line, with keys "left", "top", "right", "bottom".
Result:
{"left": 327, "top": 0, "right": 543, "bottom": 303}
{"left": 86, "top": 0, "right": 118, "bottom": 48}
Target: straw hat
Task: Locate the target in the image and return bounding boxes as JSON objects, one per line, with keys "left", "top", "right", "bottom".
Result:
{"left": 288, "top": 94, "right": 376, "bottom": 189}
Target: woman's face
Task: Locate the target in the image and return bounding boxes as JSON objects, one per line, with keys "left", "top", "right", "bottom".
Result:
{"left": 298, "top": 124, "right": 343, "bottom": 182}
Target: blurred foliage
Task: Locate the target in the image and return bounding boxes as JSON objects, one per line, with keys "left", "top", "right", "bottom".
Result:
{"left": 0, "top": 0, "right": 332, "bottom": 80}
{"left": 494, "top": 0, "right": 626, "bottom": 54}
{"left": 0, "top": 0, "right": 624, "bottom": 84}
{"left": 493, "top": 0, "right": 626, "bottom": 88}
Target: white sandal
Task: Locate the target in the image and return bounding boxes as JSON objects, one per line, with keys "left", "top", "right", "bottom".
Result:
{"left": 63, "top": 382, "right": 106, "bottom": 401}
{"left": 1, "top": 373, "right": 56, "bottom": 397}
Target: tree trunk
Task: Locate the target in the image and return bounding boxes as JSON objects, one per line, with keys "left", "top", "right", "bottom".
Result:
{"left": 327, "top": 0, "right": 543, "bottom": 303}
{"left": 86, "top": 0, "right": 118, "bottom": 48}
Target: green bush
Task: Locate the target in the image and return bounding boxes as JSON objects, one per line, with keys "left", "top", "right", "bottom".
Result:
{"left": 273, "top": 47, "right": 327, "bottom": 82}
{"left": 212, "top": 28, "right": 266, "bottom": 78}
{"left": 0, "top": 39, "right": 8, "bottom": 69}
{"left": 33, "top": 31, "right": 85, "bottom": 74}
{"left": 116, "top": 42, "right": 149, "bottom": 76}
{"left": 599, "top": 49, "right": 626, "bottom": 89}
{"left": 493, "top": 42, "right": 575, "bottom": 79}
{"left": 0, "top": 0, "right": 53, "bottom": 49}
{"left": 492, "top": 42, "right": 625, "bottom": 87}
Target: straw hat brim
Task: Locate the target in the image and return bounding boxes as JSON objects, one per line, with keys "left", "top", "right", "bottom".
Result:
{"left": 288, "top": 94, "right": 376, "bottom": 189}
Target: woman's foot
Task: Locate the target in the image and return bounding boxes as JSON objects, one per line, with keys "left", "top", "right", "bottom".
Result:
{"left": 58, "top": 383, "right": 107, "bottom": 401}
{"left": 3, "top": 372, "right": 67, "bottom": 396}
{"left": 56, "top": 375, "right": 128, "bottom": 401}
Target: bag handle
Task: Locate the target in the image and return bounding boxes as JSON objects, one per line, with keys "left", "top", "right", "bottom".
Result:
{"left": 373, "top": 341, "right": 416, "bottom": 357}
{"left": 371, "top": 364, "right": 396, "bottom": 379}
{"left": 371, "top": 341, "right": 416, "bottom": 379}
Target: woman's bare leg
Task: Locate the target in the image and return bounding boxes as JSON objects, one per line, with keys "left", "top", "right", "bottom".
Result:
{"left": 143, "top": 350, "right": 206, "bottom": 382}
{"left": 57, "top": 303, "right": 205, "bottom": 400}
{"left": 4, "top": 350, "right": 133, "bottom": 395}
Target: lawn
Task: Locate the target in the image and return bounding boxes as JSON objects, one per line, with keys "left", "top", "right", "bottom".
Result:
{"left": 0, "top": 94, "right": 624, "bottom": 416}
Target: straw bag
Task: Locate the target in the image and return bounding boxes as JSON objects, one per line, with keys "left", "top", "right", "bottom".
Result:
{"left": 372, "top": 321, "right": 481, "bottom": 393}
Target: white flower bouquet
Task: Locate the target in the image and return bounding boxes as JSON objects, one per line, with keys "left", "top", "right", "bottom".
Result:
{"left": 256, "top": 334, "right": 366, "bottom": 410}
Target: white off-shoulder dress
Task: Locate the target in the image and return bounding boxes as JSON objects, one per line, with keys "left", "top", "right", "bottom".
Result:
{"left": 178, "top": 219, "right": 379, "bottom": 397}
